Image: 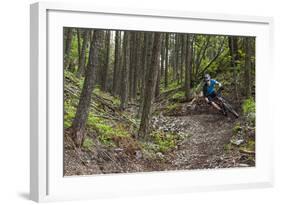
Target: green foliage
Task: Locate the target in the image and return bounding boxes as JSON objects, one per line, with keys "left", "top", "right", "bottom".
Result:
{"left": 64, "top": 100, "right": 76, "bottom": 128}
{"left": 94, "top": 87, "right": 121, "bottom": 106}
{"left": 82, "top": 137, "right": 94, "bottom": 150}
{"left": 239, "top": 139, "right": 255, "bottom": 152}
{"left": 98, "top": 135, "right": 115, "bottom": 147}
{"left": 96, "top": 123, "right": 114, "bottom": 136}
{"left": 97, "top": 124, "right": 130, "bottom": 147}
{"left": 166, "top": 103, "right": 181, "bottom": 112}
{"left": 90, "top": 116, "right": 130, "bottom": 146}
{"left": 247, "top": 139, "right": 255, "bottom": 151}
{"left": 242, "top": 97, "right": 255, "bottom": 125}
{"left": 232, "top": 122, "right": 242, "bottom": 134}
{"left": 160, "top": 80, "right": 181, "bottom": 93}
{"left": 224, "top": 143, "right": 234, "bottom": 153}
{"left": 150, "top": 130, "right": 177, "bottom": 153}
{"left": 64, "top": 68, "right": 129, "bottom": 148}
{"left": 65, "top": 70, "right": 85, "bottom": 89}
{"left": 171, "top": 91, "right": 185, "bottom": 100}
{"left": 86, "top": 113, "right": 102, "bottom": 127}
{"left": 242, "top": 98, "right": 255, "bottom": 114}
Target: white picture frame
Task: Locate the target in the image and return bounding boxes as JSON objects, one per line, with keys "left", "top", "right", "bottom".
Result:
{"left": 30, "top": 1, "right": 274, "bottom": 202}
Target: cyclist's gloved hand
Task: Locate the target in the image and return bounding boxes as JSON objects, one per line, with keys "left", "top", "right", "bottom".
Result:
{"left": 218, "top": 86, "right": 224, "bottom": 91}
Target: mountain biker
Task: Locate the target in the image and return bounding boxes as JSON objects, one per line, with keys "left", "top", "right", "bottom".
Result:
{"left": 203, "top": 74, "right": 226, "bottom": 115}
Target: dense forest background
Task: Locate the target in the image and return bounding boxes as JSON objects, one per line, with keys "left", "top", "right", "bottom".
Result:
{"left": 63, "top": 28, "right": 256, "bottom": 175}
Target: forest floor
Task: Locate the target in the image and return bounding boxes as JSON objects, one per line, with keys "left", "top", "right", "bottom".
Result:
{"left": 64, "top": 93, "right": 255, "bottom": 176}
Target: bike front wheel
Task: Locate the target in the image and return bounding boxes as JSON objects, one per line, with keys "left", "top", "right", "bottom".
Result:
{"left": 218, "top": 97, "right": 239, "bottom": 118}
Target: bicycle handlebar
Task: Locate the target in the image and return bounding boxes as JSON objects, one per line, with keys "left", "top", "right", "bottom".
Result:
{"left": 217, "top": 87, "right": 224, "bottom": 96}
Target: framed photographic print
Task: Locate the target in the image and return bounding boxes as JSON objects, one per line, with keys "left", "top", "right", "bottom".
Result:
{"left": 30, "top": 1, "right": 274, "bottom": 202}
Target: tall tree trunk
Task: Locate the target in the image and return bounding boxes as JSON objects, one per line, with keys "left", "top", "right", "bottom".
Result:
{"left": 77, "top": 29, "right": 89, "bottom": 77}
{"left": 155, "top": 37, "right": 164, "bottom": 98}
{"left": 112, "top": 30, "right": 121, "bottom": 96}
{"left": 128, "top": 32, "right": 136, "bottom": 100}
{"left": 120, "top": 32, "right": 131, "bottom": 110}
{"left": 133, "top": 33, "right": 141, "bottom": 99}
{"left": 101, "top": 31, "right": 111, "bottom": 91}
{"left": 77, "top": 29, "right": 81, "bottom": 65}
{"left": 185, "top": 34, "right": 192, "bottom": 100}
{"left": 64, "top": 28, "right": 73, "bottom": 69}
{"left": 138, "top": 32, "right": 153, "bottom": 117}
{"left": 181, "top": 34, "right": 186, "bottom": 85}
{"left": 137, "top": 33, "right": 149, "bottom": 118}
{"left": 172, "top": 34, "right": 177, "bottom": 81}
{"left": 71, "top": 30, "right": 103, "bottom": 147}
{"left": 85, "top": 30, "right": 94, "bottom": 68}
{"left": 244, "top": 37, "right": 252, "bottom": 97}
{"left": 160, "top": 37, "right": 165, "bottom": 77}
{"left": 228, "top": 36, "right": 239, "bottom": 100}
{"left": 138, "top": 33, "right": 162, "bottom": 139}
{"left": 164, "top": 33, "right": 169, "bottom": 88}
{"left": 96, "top": 31, "right": 106, "bottom": 85}
{"left": 175, "top": 34, "right": 180, "bottom": 83}
{"left": 155, "top": 62, "right": 161, "bottom": 98}
{"left": 190, "top": 36, "right": 195, "bottom": 87}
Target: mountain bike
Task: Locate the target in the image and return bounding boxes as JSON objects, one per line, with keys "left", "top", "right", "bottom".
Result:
{"left": 214, "top": 87, "right": 239, "bottom": 118}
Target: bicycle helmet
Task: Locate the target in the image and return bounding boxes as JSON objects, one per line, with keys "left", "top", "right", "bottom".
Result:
{"left": 204, "top": 74, "right": 211, "bottom": 82}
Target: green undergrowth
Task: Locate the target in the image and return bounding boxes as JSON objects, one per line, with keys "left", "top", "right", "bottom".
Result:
{"left": 82, "top": 137, "right": 95, "bottom": 151}
{"left": 242, "top": 97, "right": 255, "bottom": 126}
{"left": 64, "top": 70, "right": 131, "bottom": 149}
{"left": 85, "top": 113, "right": 131, "bottom": 148}
{"left": 160, "top": 80, "right": 181, "bottom": 94}
{"left": 171, "top": 91, "right": 185, "bottom": 101}
{"left": 151, "top": 130, "right": 176, "bottom": 153}
{"left": 232, "top": 122, "right": 243, "bottom": 135}
{"left": 94, "top": 87, "right": 121, "bottom": 106}
{"left": 226, "top": 98, "right": 256, "bottom": 155}
{"left": 97, "top": 123, "right": 130, "bottom": 147}
{"left": 64, "top": 69, "right": 85, "bottom": 89}
{"left": 142, "top": 130, "right": 185, "bottom": 154}
{"left": 225, "top": 138, "right": 255, "bottom": 154}
{"left": 64, "top": 100, "right": 77, "bottom": 128}
{"left": 81, "top": 119, "right": 131, "bottom": 150}
{"left": 239, "top": 139, "right": 255, "bottom": 152}
{"left": 65, "top": 70, "right": 120, "bottom": 107}
{"left": 163, "top": 102, "right": 182, "bottom": 115}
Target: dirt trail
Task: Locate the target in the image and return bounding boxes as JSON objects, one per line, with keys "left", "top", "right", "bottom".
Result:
{"left": 64, "top": 101, "right": 250, "bottom": 176}
{"left": 152, "top": 113, "right": 240, "bottom": 170}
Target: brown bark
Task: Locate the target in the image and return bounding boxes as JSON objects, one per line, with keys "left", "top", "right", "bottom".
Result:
{"left": 77, "top": 29, "right": 81, "bottom": 63}
{"left": 77, "top": 29, "right": 89, "bottom": 77}
{"left": 185, "top": 34, "right": 192, "bottom": 100}
{"left": 101, "top": 31, "right": 111, "bottom": 91}
{"left": 175, "top": 34, "right": 180, "bottom": 83}
{"left": 137, "top": 32, "right": 153, "bottom": 118}
{"left": 181, "top": 34, "right": 186, "bottom": 85}
{"left": 64, "top": 28, "right": 73, "bottom": 69}
{"left": 138, "top": 32, "right": 162, "bottom": 139}
{"left": 112, "top": 31, "right": 121, "bottom": 96}
{"left": 137, "top": 32, "right": 149, "bottom": 118}
{"left": 228, "top": 36, "right": 239, "bottom": 100}
{"left": 244, "top": 37, "right": 252, "bottom": 97}
{"left": 71, "top": 30, "right": 103, "bottom": 147}
{"left": 128, "top": 32, "right": 136, "bottom": 100}
{"left": 164, "top": 33, "right": 169, "bottom": 88}
{"left": 120, "top": 32, "right": 131, "bottom": 110}
{"left": 155, "top": 37, "right": 164, "bottom": 97}
{"left": 133, "top": 33, "right": 141, "bottom": 99}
